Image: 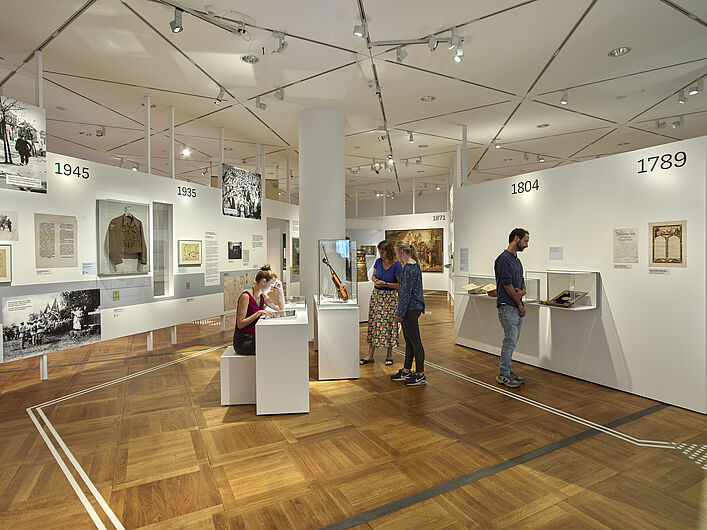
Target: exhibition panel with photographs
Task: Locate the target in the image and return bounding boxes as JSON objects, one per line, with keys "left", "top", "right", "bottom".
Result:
{"left": 222, "top": 163, "right": 262, "bottom": 220}
{"left": 0, "top": 97, "right": 47, "bottom": 194}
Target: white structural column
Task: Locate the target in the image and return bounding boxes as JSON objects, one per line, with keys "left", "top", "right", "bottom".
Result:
{"left": 35, "top": 51, "right": 43, "bottom": 108}
{"left": 299, "top": 107, "right": 345, "bottom": 331}
{"left": 169, "top": 106, "right": 175, "bottom": 179}
{"left": 218, "top": 127, "right": 224, "bottom": 188}
{"left": 144, "top": 96, "right": 151, "bottom": 175}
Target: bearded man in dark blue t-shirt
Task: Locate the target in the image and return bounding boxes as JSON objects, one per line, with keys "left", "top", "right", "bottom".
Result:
{"left": 494, "top": 228, "right": 530, "bottom": 388}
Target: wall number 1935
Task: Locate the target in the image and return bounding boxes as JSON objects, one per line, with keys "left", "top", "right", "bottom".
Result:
{"left": 511, "top": 179, "right": 539, "bottom": 195}
{"left": 637, "top": 151, "right": 686, "bottom": 174}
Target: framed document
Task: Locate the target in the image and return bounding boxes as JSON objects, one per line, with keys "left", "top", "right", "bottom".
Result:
{"left": 540, "top": 290, "right": 588, "bottom": 308}
{"left": 0, "top": 245, "right": 11, "bottom": 282}
{"left": 178, "top": 239, "right": 202, "bottom": 266}
{"left": 649, "top": 220, "right": 686, "bottom": 268}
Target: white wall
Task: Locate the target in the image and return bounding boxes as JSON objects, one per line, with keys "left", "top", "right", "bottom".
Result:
{"left": 347, "top": 190, "right": 446, "bottom": 218}
{"left": 453, "top": 136, "right": 706, "bottom": 413}
{"left": 0, "top": 153, "right": 299, "bottom": 346}
{"left": 347, "top": 212, "right": 450, "bottom": 291}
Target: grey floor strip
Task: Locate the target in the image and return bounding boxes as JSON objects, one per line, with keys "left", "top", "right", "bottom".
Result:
{"left": 321, "top": 403, "right": 668, "bottom": 529}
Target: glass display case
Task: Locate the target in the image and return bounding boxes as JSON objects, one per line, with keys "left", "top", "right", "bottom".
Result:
{"left": 318, "top": 239, "right": 358, "bottom": 305}
{"left": 452, "top": 274, "right": 540, "bottom": 304}
{"left": 284, "top": 295, "right": 306, "bottom": 310}
{"left": 539, "top": 270, "right": 599, "bottom": 310}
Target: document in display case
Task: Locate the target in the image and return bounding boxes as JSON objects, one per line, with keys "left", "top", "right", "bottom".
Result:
{"left": 538, "top": 271, "right": 598, "bottom": 310}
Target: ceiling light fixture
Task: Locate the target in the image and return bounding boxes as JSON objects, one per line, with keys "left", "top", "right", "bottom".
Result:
{"left": 560, "top": 89, "right": 568, "bottom": 105}
{"left": 408, "top": 131, "right": 414, "bottom": 143}
{"left": 78, "top": 131, "right": 92, "bottom": 136}
{"left": 214, "top": 86, "right": 226, "bottom": 105}
{"left": 608, "top": 46, "right": 631, "bottom": 57}
{"left": 656, "top": 120, "right": 666, "bottom": 129}
{"left": 538, "top": 155, "right": 545, "bottom": 163}
{"left": 418, "top": 144, "right": 428, "bottom": 148}
{"left": 678, "top": 89, "right": 686, "bottom": 104}
{"left": 536, "top": 123, "right": 549, "bottom": 128}
{"left": 351, "top": 166, "right": 360, "bottom": 174}
{"left": 688, "top": 78, "right": 703, "bottom": 96}
{"left": 420, "top": 95, "right": 435, "bottom": 102}
{"left": 415, "top": 157, "right": 422, "bottom": 164}
{"left": 494, "top": 140, "right": 501, "bottom": 149}
{"left": 132, "top": 164, "right": 138, "bottom": 172}
{"left": 435, "top": 185, "right": 441, "bottom": 190}
{"left": 671, "top": 116, "right": 684, "bottom": 129}
{"left": 169, "top": 8, "right": 183, "bottom": 33}
{"left": 272, "top": 31, "right": 287, "bottom": 53}
{"left": 274, "top": 87, "right": 285, "bottom": 101}
{"left": 428, "top": 36, "right": 439, "bottom": 51}
{"left": 523, "top": 152, "right": 529, "bottom": 161}
{"left": 181, "top": 145, "right": 191, "bottom": 157}
{"left": 453, "top": 38, "right": 464, "bottom": 63}
{"left": 96, "top": 125, "right": 105, "bottom": 137}
{"left": 387, "top": 154, "right": 394, "bottom": 166}
{"left": 353, "top": 23, "right": 367, "bottom": 38}
{"left": 241, "top": 54, "right": 259, "bottom": 64}
{"left": 448, "top": 27, "right": 459, "bottom": 50}
{"left": 255, "top": 96, "right": 266, "bottom": 110}
{"left": 118, "top": 158, "right": 124, "bottom": 168}
{"left": 396, "top": 47, "right": 408, "bottom": 62}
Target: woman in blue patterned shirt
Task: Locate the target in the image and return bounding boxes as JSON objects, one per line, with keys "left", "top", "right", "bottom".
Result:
{"left": 390, "top": 240, "right": 426, "bottom": 386}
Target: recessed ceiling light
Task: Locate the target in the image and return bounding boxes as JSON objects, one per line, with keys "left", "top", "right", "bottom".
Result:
{"left": 417, "top": 170, "right": 425, "bottom": 173}
{"left": 223, "top": 147, "right": 233, "bottom": 151}
{"left": 536, "top": 123, "right": 549, "bottom": 128}
{"left": 420, "top": 96, "right": 435, "bottom": 102}
{"left": 55, "top": 106, "right": 66, "bottom": 111}
{"left": 616, "top": 95, "right": 627, "bottom": 100}
{"left": 608, "top": 46, "right": 631, "bottom": 57}
{"left": 418, "top": 144, "right": 428, "bottom": 148}
{"left": 241, "top": 55, "right": 259, "bottom": 64}
{"left": 617, "top": 142, "right": 629, "bottom": 146}
{"left": 78, "top": 131, "right": 92, "bottom": 136}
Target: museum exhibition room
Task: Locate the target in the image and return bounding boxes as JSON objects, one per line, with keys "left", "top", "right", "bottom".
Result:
{"left": 0, "top": 0, "right": 706, "bottom": 527}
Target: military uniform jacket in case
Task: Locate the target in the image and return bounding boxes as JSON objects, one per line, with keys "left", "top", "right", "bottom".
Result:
{"left": 108, "top": 213, "right": 148, "bottom": 265}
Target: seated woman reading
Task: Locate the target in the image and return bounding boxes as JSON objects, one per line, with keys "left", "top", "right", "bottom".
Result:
{"left": 233, "top": 265, "right": 285, "bottom": 355}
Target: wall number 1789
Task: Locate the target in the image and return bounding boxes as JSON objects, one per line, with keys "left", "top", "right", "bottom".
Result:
{"left": 511, "top": 179, "right": 539, "bottom": 195}
{"left": 637, "top": 151, "right": 686, "bottom": 173}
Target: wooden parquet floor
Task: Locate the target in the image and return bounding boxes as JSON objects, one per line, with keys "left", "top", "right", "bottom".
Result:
{"left": 0, "top": 293, "right": 705, "bottom": 529}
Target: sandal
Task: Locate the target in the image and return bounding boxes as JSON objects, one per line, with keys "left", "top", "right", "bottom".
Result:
{"left": 360, "top": 358, "right": 374, "bottom": 365}
{"left": 384, "top": 359, "right": 394, "bottom": 365}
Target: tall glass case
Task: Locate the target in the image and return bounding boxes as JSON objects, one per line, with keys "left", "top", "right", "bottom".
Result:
{"left": 452, "top": 274, "right": 540, "bottom": 304}
{"left": 318, "top": 239, "right": 358, "bottom": 305}
{"left": 539, "top": 270, "right": 599, "bottom": 310}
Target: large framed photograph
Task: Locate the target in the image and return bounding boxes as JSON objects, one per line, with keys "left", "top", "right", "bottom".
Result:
{"left": 222, "top": 164, "right": 262, "bottom": 219}
{"left": 385, "top": 228, "right": 444, "bottom": 272}
{"left": 1, "top": 288, "right": 101, "bottom": 363}
{"left": 649, "top": 220, "right": 686, "bottom": 268}
{"left": 0, "top": 244, "right": 11, "bottom": 282}
{"left": 96, "top": 199, "right": 150, "bottom": 275}
{"left": 0, "top": 97, "right": 47, "bottom": 194}
{"left": 178, "top": 239, "right": 202, "bottom": 266}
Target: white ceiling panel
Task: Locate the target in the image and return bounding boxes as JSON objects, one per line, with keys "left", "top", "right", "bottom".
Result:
{"left": 502, "top": 127, "right": 613, "bottom": 159}
{"left": 572, "top": 126, "right": 671, "bottom": 158}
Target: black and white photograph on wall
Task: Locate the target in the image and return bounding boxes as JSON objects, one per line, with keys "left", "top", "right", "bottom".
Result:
{"left": 0, "top": 97, "right": 47, "bottom": 194}
{"left": 228, "top": 241, "right": 242, "bottom": 260}
{"left": 1, "top": 288, "right": 101, "bottom": 363}
{"left": 0, "top": 211, "right": 18, "bottom": 241}
{"left": 222, "top": 164, "right": 261, "bottom": 219}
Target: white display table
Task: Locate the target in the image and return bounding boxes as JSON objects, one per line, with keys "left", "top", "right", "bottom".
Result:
{"left": 255, "top": 309, "right": 309, "bottom": 415}
{"left": 312, "top": 295, "right": 360, "bottom": 380}
{"left": 220, "top": 346, "right": 256, "bottom": 406}
{"left": 358, "top": 281, "right": 374, "bottom": 322}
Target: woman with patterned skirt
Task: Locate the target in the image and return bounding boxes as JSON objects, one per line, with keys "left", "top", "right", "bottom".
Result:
{"left": 361, "top": 240, "right": 403, "bottom": 365}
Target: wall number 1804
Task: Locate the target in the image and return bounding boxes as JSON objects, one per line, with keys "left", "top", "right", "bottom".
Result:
{"left": 511, "top": 179, "right": 539, "bottom": 195}
{"left": 637, "top": 151, "right": 686, "bottom": 173}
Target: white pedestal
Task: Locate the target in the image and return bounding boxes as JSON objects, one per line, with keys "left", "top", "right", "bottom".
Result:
{"left": 312, "top": 295, "right": 360, "bottom": 380}
{"left": 358, "top": 281, "right": 374, "bottom": 322}
{"left": 255, "top": 310, "right": 310, "bottom": 415}
{"left": 220, "top": 346, "right": 256, "bottom": 405}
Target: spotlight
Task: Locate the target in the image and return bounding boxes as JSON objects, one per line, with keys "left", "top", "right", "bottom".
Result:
{"left": 353, "top": 24, "right": 366, "bottom": 37}
{"left": 538, "top": 155, "right": 545, "bottom": 163}
{"left": 408, "top": 131, "right": 414, "bottom": 143}
{"left": 656, "top": 120, "right": 666, "bottom": 129}
{"left": 201, "top": 168, "right": 208, "bottom": 176}
{"left": 96, "top": 125, "right": 105, "bottom": 137}
{"left": 132, "top": 163, "right": 139, "bottom": 172}
{"left": 214, "top": 86, "right": 225, "bottom": 105}
{"left": 256, "top": 96, "right": 266, "bottom": 110}
{"left": 272, "top": 31, "right": 287, "bottom": 53}
{"left": 523, "top": 152, "right": 529, "bottom": 161}
{"left": 671, "top": 116, "right": 684, "bottom": 129}
{"left": 415, "top": 157, "right": 422, "bottom": 164}
{"left": 181, "top": 145, "right": 191, "bottom": 157}
{"left": 118, "top": 157, "right": 124, "bottom": 168}
{"left": 396, "top": 47, "right": 408, "bottom": 62}
{"left": 448, "top": 27, "right": 459, "bottom": 50}
{"left": 387, "top": 154, "right": 394, "bottom": 165}
{"left": 435, "top": 184, "right": 441, "bottom": 190}
{"left": 274, "top": 87, "right": 285, "bottom": 101}
{"left": 377, "top": 125, "right": 387, "bottom": 141}
{"left": 428, "top": 36, "right": 439, "bottom": 51}
{"left": 560, "top": 89, "right": 568, "bottom": 105}
{"left": 453, "top": 38, "right": 464, "bottom": 63}
{"left": 169, "top": 8, "right": 183, "bottom": 33}
{"left": 688, "top": 78, "right": 703, "bottom": 96}
{"left": 494, "top": 140, "right": 501, "bottom": 149}
{"left": 374, "top": 160, "right": 381, "bottom": 170}
{"left": 678, "top": 89, "right": 686, "bottom": 104}
{"left": 351, "top": 166, "right": 360, "bottom": 174}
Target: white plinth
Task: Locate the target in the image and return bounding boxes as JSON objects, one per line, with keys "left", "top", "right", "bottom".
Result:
{"left": 358, "top": 281, "right": 374, "bottom": 322}
{"left": 220, "top": 346, "right": 256, "bottom": 405}
{"left": 312, "top": 295, "right": 360, "bottom": 380}
{"left": 255, "top": 310, "right": 310, "bottom": 415}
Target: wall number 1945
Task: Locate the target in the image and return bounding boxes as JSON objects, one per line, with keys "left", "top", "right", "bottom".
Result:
{"left": 637, "top": 151, "right": 686, "bottom": 173}
{"left": 511, "top": 179, "right": 539, "bottom": 195}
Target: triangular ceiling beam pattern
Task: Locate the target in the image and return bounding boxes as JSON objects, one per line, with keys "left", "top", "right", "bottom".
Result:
{"left": 0, "top": 0, "right": 704, "bottom": 194}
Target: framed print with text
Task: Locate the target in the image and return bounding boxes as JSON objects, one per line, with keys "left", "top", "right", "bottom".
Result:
{"left": 649, "top": 220, "right": 686, "bottom": 268}
{"left": 0, "top": 245, "right": 11, "bottom": 282}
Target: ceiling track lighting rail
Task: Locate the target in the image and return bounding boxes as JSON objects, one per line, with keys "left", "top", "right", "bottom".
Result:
{"left": 361, "top": 26, "right": 466, "bottom": 63}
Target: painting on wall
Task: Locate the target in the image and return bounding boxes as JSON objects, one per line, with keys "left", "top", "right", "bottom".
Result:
{"left": 385, "top": 228, "right": 444, "bottom": 272}
{"left": 178, "top": 239, "right": 202, "bottom": 266}
{"left": 649, "top": 220, "right": 686, "bottom": 268}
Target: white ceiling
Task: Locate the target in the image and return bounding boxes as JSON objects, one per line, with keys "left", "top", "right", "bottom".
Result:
{"left": 0, "top": 0, "right": 705, "bottom": 201}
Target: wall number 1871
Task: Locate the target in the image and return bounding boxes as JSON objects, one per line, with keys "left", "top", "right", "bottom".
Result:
{"left": 511, "top": 179, "right": 539, "bottom": 195}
